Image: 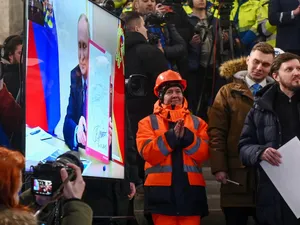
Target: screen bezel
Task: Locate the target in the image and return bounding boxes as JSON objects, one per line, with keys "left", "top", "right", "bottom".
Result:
{"left": 23, "top": 0, "right": 126, "bottom": 181}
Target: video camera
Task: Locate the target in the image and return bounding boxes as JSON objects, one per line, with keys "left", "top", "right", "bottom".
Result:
{"left": 30, "top": 151, "right": 83, "bottom": 197}
{"left": 145, "top": 0, "right": 182, "bottom": 27}
{"left": 92, "top": 0, "right": 115, "bottom": 12}
{"left": 194, "top": 20, "right": 209, "bottom": 42}
{"left": 215, "top": 0, "right": 234, "bottom": 29}
{"left": 125, "top": 74, "right": 148, "bottom": 97}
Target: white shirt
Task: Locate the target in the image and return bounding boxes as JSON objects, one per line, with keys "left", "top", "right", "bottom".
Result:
{"left": 245, "top": 75, "right": 267, "bottom": 89}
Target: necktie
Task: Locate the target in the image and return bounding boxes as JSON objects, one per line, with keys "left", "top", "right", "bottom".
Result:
{"left": 83, "top": 82, "right": 87, "bottom": 118}
{"left": 251, "top": 83, "right": 262, "bottom": 95}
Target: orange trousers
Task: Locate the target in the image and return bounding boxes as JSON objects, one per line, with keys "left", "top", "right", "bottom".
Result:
{"left": 152, "top": 214, "right": 201, "bottom": 225}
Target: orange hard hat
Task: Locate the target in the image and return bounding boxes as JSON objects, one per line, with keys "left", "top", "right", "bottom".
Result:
{"left": 154, "top": 70, "right": 187, "bottom": 97}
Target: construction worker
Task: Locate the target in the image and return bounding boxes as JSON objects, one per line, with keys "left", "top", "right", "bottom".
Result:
{"left": 136, "top": 70, "right": 209, "bottom": 225}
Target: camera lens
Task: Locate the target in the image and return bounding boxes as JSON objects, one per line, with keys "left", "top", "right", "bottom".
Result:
{"left": 53, "top": 151, "right": 84, "bottom": 173}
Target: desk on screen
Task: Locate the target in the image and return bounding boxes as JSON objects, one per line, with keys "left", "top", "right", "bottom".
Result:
{"left": 25, "top": 127, "right": 124, "bottom": 178}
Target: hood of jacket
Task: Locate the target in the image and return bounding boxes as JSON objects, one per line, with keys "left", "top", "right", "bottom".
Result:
{"left": 153, "top": 98, "right": 190, "bottom": 122}
{"left": 219, "top": 57, "right": 248, "bottom": 80}
{"left": 220, "top": 57, "right": 275, "bottom": 85}
{"left": 125, "top": 32, "right": 148, "bottom": 51}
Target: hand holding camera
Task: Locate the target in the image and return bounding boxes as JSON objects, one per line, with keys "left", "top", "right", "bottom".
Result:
{"left": 156, "top": 3, "right": 168, "bottom": 15}
{"left": 292, "top": 5, "right": 300, "bottom": 16}
{"left": 61, "top": 163, "right": 85, "bottom": 199}
{"left": 190, "top": 34, "right": 201, "bottom": 46}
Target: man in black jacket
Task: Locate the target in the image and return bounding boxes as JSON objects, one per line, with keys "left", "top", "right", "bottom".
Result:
{"left": 2, "top": 35, "right": 22, "bottom": 100}
{"left": 239, "top": 52, "right": 300, "bottom": 225}
{"left": 124, "top": 11, "right": 169, "bottom": 137}
{"left": 130, "top": 1, "right": 190, "bottom": 78}
{"left": 123, "top": 11, "right": 169, "bottom": 186}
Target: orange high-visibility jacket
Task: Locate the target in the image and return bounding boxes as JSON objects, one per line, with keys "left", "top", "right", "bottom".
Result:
{"left": 136, "top": 99, "right": 209, "bottom": 187}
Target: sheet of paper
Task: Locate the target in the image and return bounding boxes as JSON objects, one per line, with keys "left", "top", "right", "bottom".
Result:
{"left": 26, "top": 126, "right": 52, "bottom": 140}
{"left": 86, "top": 40, "right": 112, "bottom": 163}
{"left": 260, "top": 137, "right": 300, "bottom": 218}
{"left": 26, "top": 135, "right": 58, "bottom": 160}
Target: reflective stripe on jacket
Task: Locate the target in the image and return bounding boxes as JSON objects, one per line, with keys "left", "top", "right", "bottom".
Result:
{"left": 233, "top": 0, "right": 260, "bottom": 46}
{"left": 136, "top": 98, "right": 209, "bottom": 187}
{"left": 257, "top": 0, "right": 277, "bottom": 47}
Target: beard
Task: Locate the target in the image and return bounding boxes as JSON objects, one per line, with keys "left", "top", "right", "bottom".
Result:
{"left": 279, "top": 76, "right": 300, "bottom": 92}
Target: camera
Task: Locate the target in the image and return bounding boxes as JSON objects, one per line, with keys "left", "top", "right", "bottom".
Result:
{"left": 218, "top": 0, "right": 234, "bottom": 29}
{"left": 99, "top": 0, "right": 115, "bottom": 12}
{"left": 194, "top": 21, "right": 207, "bottom": 41}
{"left": 148, "top": 32, "right": 161, "bottom": 45}
{"left": 145, "top": 13, "right": 166, "bottom": 27}
{"left": 30, "top": 151, "right": 83, "bottom": 196}
{"left": 125, "top": 74, "right": 148, "bottom": 97}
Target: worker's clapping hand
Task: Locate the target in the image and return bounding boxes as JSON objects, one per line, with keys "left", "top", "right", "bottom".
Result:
{"left": 174, "top": 119, "right": 184, "bottom": 139}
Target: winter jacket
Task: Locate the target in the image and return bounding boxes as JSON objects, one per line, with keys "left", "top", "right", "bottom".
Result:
{"left": 125, "top": 31, "right": 169, "bottom": 136}
{"left": 19, "top": 189, "right": 93, "bottom": 225}
{"left": 239, "top": 83, "right": 300, "bottom": 225}
{"left": 136, "top": 98, "right": 209, "bottom": 216}
{"left": 208, "top": 57, "right": 274, "bottom": 207}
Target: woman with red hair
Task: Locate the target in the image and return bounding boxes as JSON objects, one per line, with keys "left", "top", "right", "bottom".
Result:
{"left": 0, "top": 147, "right": 36, "bottom": 225}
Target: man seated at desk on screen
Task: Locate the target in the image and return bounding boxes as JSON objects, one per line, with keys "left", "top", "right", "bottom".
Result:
{"left": 63, "top": 13, "right": 112, "bottom": 151}
{"left": 63, "top": 14, "right": 90, "bottom": 151}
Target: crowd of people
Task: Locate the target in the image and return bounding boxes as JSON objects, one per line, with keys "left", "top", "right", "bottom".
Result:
{"left": 1, "top": 0, "right": 300, "bottom": 224}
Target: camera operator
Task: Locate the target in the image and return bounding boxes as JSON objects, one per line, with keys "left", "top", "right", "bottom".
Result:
{"left": 20, "top": 164, "right": 93, "bottom": 225}
{"left": 0, "top": 147, "right": 92, "bottom": 225}
{"left": 1, "top": 35, "right": 23, "bottom": 100}
{"left": 0, "top": 77, "right": 22, "bottom": 148}
{"left": 123, "top": 11, "right": 169, "bottom": 187}
{"left": 123, "top": 11, "right": 169, "bottom": 136}
{"left": 132, "top": 0, "right": 190, "bottom": 78}
{"left": 186, "top": 0, "right": 214, "bottom": 115}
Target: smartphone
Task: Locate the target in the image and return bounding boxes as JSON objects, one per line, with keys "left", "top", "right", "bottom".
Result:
{"left": 32, "top": 178, "right": 53, "bottom": 196}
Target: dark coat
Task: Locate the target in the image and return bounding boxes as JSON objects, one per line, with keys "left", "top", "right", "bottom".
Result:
{"left": 63, "top": 65, "right": 84, "bottom": 150}
{"left": 239, "top": 83, "right": 300, "bottom": 225}
{"left": 268, "top": 0, "right": 300, "bottom": 51}
{"left": 19, "top": 189, "right": 93, "bottom": 225}
{"left": 3, "top": 63, "right": 20, "bottom": 100}
{"left": 125, "top": 31, "right": 169, "bottom": 136}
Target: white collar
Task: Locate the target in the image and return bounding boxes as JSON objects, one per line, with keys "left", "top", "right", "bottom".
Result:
{"left": 245, "top": 75, "right": 267, "bottom": 88}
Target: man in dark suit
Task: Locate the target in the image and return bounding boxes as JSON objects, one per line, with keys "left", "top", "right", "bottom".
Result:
{"left": 269, "top": 0, "right": 300, "bottom": 55}
{"left": 63, "top": 14, "right": 90, "bottom": 151}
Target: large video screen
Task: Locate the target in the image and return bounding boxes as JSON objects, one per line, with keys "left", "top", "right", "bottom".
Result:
{"left": 25, "top": 0, "right": 125, "bottom": 179}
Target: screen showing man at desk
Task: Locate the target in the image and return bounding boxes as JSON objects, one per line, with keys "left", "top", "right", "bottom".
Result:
{"left": 25, "top": 0, "right": 125, "bottom": 179}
